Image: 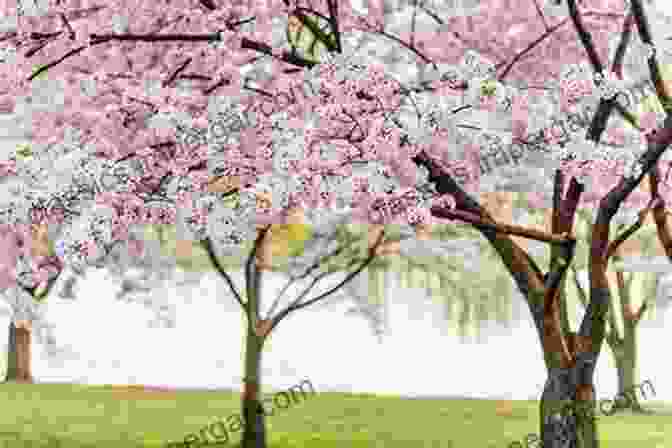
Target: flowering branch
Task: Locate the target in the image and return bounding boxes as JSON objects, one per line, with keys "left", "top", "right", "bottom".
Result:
{"left": 629, "top": 0, "right": 672, "bottom": 112}
{"left": 498, "top": 17, "right": 571, "bottom": 81}
{"left": 89, "top": 33, "right": 221, "bottom": 43}
{"left": 162, "top": 57, "right": 192, "bottom": 87}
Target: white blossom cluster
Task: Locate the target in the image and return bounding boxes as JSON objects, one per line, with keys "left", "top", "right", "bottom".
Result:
{"left": 592, "top": 71, "right": 629, "bottom": 101}
{"left": 550, "top": 132, "right": 646, "bottom": 182}
{"left": 200, "top": 188, "right": 258, "bottom": 255}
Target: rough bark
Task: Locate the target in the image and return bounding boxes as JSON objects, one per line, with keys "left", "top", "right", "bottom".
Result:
{"left": 4, "top": 321, "right": 33, "bottom": 383}
{"left": 540, "top": 365, "right": 598, "bottom": 448}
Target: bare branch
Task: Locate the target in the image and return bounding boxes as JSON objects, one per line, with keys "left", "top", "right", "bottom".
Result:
{"left": 612, "top": 12, "right": 634, "bottom": 79}
{"left": 202, "top": 238, "right": 246, "bottom": 310}
{"left": 605, "top": 197, "right": 658, "bottom": 261}
{"left": 635, "top": 300, "right": 649, "bottom": 324}
{"left": 263, "top": 238, "right": 349, "bottom": 320}
{"left": 267, "top": 229, "right": 386, "bottom": 332}
{"left": 432, "top": 207, "right": 576, "bottom": 245}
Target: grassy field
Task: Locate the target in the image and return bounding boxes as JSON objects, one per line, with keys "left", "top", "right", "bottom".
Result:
{"left": 0, "top": 382, "right": 670, "bottom": 447}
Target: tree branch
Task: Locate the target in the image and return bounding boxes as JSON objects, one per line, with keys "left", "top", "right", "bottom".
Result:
{"left": 605, "top": 197, "right": 658, "bottom": 261}
{"left": 412, "top": 150, "right": 546, "bottom": 303}
{"left": 498, "top": 17, "right": 571, "bottom": 82}
{"left": 246, "top": 226, "right": 271, "bottom": 321}
{"left": 89, "top": 33, "right": 221, "bottom": 43}
{"left": 267, "top": 229, "right": 386, "bottom": 331}
{"left": 432, "top": 207, "right": 576, "bottom": 245}
{"left": 198, "top": 0, "right": 216, "bottom": 11}
{"left": 612, "top": 12, "right": 634, "bottom": 80}
{"left": 649, "top": 166, "right": 672, "bottom": 259}
{"left": 263, "top": 239, "right": 349, "bottom": 320}
{"left": 372, "top": 29, "right": 436, "bottom": 68}
{"left": 240, "top": 37, "right": 317, "bottom": 68}
{"left": 635, "top": 300, "right": 649, "bottom": 324}
{"left": 202, "top": 238, "right": 246, "bottom": 310}
{"left": 163, "top": 57, "right": 192, "bottom": 87}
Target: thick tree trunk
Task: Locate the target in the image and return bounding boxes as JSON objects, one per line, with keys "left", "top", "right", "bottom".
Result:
{"left": 539, "top": 367, "right": 598, "bottom": 448}
{"left": 241, "top": 329, "right": 266, "bottom": 448}
{"left": 5, "top": 321, "right": 33, "bottom": 383}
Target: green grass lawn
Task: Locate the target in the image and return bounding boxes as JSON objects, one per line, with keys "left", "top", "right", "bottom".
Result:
{"left": 0, "top": 382, "right": 670, "bottom": 447}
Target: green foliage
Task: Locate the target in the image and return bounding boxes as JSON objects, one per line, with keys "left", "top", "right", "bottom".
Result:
{"left": 14, "top": 143, "right": 33, "bottom": 160}
{"left": 286, "top": 13, "right": 337, "bottom": 63}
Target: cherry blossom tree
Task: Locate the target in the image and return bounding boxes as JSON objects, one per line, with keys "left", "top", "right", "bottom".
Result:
{"left": 0, "top": 3, "right": 457, "bottom": 447}
{"left": 358, "top": 1, "right": 672, "bottom": 447}
{"left": 0, "top": 144, "right": 84, "bottom": 383}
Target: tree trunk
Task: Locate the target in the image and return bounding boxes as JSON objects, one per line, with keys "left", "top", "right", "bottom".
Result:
{"left": 539, "top": 367, "right": 598, "bottom": 448}
{"left": 242, "top": 236, "right": 267, "bottom": 448}
{"left": 5, "top": 321, "right": 33, "bottom": 383}
{"left": 611, "top": 319, "right": 645, "bottom": 413}
{"left": 241, "top": 328, "right": 266, "bottom": 448}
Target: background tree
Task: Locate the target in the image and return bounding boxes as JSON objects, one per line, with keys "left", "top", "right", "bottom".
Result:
{"left": 0, "top": 165, "right": 74, "bottom": 383}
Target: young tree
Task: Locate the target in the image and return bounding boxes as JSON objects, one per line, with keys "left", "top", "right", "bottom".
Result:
{"left": 0, "top": 4, "right": 454, "bottom": 448}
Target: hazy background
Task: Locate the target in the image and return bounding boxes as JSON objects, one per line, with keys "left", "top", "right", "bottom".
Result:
{"left": 0, "top": 265, "right": 669, "bottom": 404}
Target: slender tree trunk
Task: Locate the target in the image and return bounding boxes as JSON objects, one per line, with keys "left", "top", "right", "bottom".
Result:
{"left": 610, "top": 319, "right": 645, "bottom": 413}
{"left": 241, "top": 234, "right": 269, "bottom": 448}
{"left": 5, "top": 321, "right": 33, "bottom": 383}
{"left": 241, "top": 329, "right": 266, "bottom": 448}
{"left": 608, "top": 255, "right": 647, "bottom": 414}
